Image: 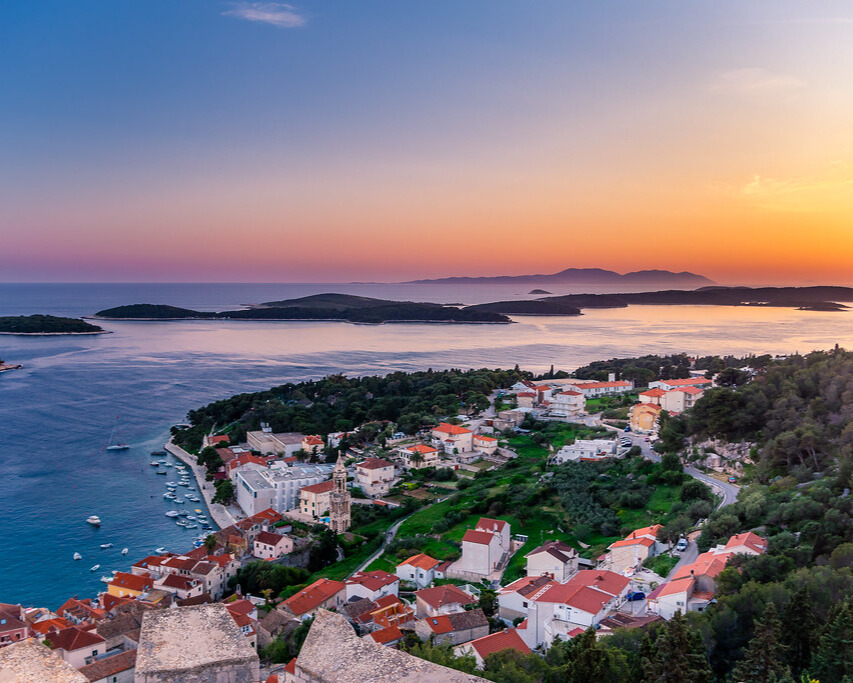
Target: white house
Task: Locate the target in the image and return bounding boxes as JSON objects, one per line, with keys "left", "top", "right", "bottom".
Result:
{"left": 573, "top": 381, "right": 634, "bottom": 398}
{"left": 660, "top": 387, "right": 705, "bottom": 414}
{"left": 47, "top": 627, "right": 107, "bottom": 669}
{"left": 549, "top": 390, "right": 585, "bottom": 417}
{"left": 413, "top": 585, "right": 477, "bottom": 619}
{"left": 396, "top": 554, "right": 441, "bottom": 588}
{"left": 345, "top": 570, "right": 400, "bottom": 602}
{"left": 397, "top": 444, "right": 440, "bottom": 469}
{"left": 649, "top": 378, "right": 713, "bottom": 391}
{"left": 552, "top": 439, "right": 617, "bottom": 464}
{"left": 497, "top": 575, "right": 555, "bottom": 622}
{"left": 355, "top": 458, "right": 397, "bottom": 497}
{"left": 472, "top": 434, "right": 498, "bottom": 455}
{"left": 524, "top": 540, "right": 579, "bottom": 583}
{"left": 252, "top": 530, "right": 294, "bottom": 560}
{"left": 431, "top": 423, "right": 474, "bottom": 454}
{"left": 605, "top": 525, "right": 665, "bottom": 573}
{"left": 453, "top": 518, "right": 511, "bottom": 577}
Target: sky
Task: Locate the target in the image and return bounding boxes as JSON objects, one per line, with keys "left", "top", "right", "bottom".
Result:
{"left": 1, "top": 1, "right": 853, "bottom": 284}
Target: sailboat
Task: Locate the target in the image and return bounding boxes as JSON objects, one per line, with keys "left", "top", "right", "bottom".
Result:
{"left": 106, "top": 418, "right": 129, "bottom": 451}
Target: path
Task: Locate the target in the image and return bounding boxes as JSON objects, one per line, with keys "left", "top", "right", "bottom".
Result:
{"left": 350, "top": 511, "right": 416, "bottom": 576}
{"left": 164, "top": 440, "right": 237, "bottom": 529}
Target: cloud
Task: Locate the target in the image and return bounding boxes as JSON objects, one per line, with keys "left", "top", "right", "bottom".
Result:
{"left": 222, "top": 2, "right": 306, "bottom": 28}
{"left": 709, "top": 68, "right": 805, "bottom": 99}
{"left": 727, "top": 167, "right": 853, "bottom": 213}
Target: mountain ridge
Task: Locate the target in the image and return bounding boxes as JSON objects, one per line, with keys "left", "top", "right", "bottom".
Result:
{"left": 403, "top": 267, "right": 714, "bottom": 286}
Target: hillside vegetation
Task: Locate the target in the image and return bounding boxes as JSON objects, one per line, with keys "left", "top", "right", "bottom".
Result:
{"left": 0, "top": 314, "right": 104, "bottom": 334}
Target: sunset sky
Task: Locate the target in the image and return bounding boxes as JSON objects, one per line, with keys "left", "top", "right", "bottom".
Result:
{"left": 2, "top": 1, "right": 853, "bottom": 284}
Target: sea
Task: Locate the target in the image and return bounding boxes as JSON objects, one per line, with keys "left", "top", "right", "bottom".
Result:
{"left": 3, "top": 281, "right": 853, "bottom": 608}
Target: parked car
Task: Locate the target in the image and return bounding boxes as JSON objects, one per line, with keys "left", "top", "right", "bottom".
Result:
{"left": 676, "top": 538, "right": 689, "bottom": 552}
{"left": 624, "top": 426, "right": 631, "bottom": 432}
{"left": 728, "top": 476, "right": 737, "bottom": 483}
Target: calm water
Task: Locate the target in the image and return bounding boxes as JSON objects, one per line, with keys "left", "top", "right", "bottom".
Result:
{"left": 2, "top": 282, "right": 853, "bottom": 608}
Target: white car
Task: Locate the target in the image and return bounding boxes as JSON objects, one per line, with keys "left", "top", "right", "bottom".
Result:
{"left": 676, "top": 538, "right": 688, "bottom": 552}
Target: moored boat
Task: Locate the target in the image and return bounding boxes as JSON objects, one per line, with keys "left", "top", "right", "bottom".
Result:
{"left": 99, "top": 543, "right": 113, "bottom": 549}
{"left": 121, "top": 547, "right": 128, "bottom": 555}
{"left": 90, "top": 564, "right": 100, "bottom": 572}
{"left": 155, "top": 547, "right": 166, "bottom": 554}
{"left": 73, "top": 552, "right": 82, "bottom": 560}
{"left": 86, "top": 515, "right": 101, "bottom": 526}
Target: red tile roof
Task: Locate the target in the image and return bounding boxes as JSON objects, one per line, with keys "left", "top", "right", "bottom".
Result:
{"left": 405, "top": 444, "right": 438, "bottom": 454}
{"left": 300, "top": 480, "right": 335, "bottom": 495}
{"left": 462, "top": 529, "right": 496, "bottom": 546}
{"left": 30, "top": 618, "right": 70, "bottom": 636}
{"left": 639, "top": 388, "right": 666, "bottom": 397}
{"left": 420, "top": 609, "right": 488, "bottom": 634}
{"left": 414, "top": 585, "right": 476, "bottom": 611}
{"left": 656, "top": 576, "right": 695, "bottom": 598}
{"left": 78, "top": 649, "right": 137, "bottom": 681}
{"left": 358, "top": 458, "right": 394, "bottom": 470}
{"left": 208, "top": 435, "right": 230, "bottom": 445}
{"left": 578, "top": 381, "right": 632, "bottom": 389}
{"left": 281, "top": 578, "right": 345, "bottom": 616}
{"left": 672, "top": 386, "right": 704, "bottom": 395}
{"left": 468, "top": 628, "right": 530, "bottom": 660}
{"left": 660, "top": 378, "right": 713, "bottom": 386}
{"left": 725, "top": 531, "right": 767, "bottom": 555}
{"left": 433, "top": 423, "right": 473, "bottom": 435}
{"left": 474, "top": 435, "right": 497, "bottom": 442}
{"left": 256, "top": 530, "right": 287, "bottom": 547}
{"left": 48, "top": 626, "right": 105, "bottom": 651}
{"left": 110, "top": 572, "right": 153, "bottom": 593}
{"left": 249, "top": 508, "right": 283, "bottom": 524}
{"left": 672, "top": 551, "right": 732, "bottom": 581}
{"left": 557, "top": 390, "right": 583, "bottom": 396}
{"left": 369, "top": 624, "right": 404, "bottom": 645}
{"left": 535, "top": 570, "right": 630, "bottom": 615}
{"left": 346, "top": 570, "right": 399, "bottom": 592}
{"left": 226, "top": 599, "right": 255, "bottom": 617}
{"left": 398, "top": 553, "right": 440, "bottom": 571}
{"left": 609, "top": 536, "right": 655, "bottom": 549}
{"left": 476, "top": 517, "right": 508, "bottom": 533}
{"left": 516, "top": 392, "right": 536, "bottom": 398}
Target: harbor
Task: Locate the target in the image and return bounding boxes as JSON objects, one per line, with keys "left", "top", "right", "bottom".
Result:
{"left": 164, "top": 439, "right": 237, "bottom": 529}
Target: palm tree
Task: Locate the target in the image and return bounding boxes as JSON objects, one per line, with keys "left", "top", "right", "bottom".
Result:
{"left": 410, "top": 452, "right": 425, "bottom": 469}
{"left": 204, "top": 534, "right": 217, "bottom": 554}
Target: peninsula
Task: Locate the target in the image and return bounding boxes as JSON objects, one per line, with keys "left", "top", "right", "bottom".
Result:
{"left": 94, "top": 294, "right": 511, "bottom": 324}
{"left": 0, "top": 315, "right": 106, "bottom": 335}
{"left": 405, "top": 267, "right": 714, "bottom": 287}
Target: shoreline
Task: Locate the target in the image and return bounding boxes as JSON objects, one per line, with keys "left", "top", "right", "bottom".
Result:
{"left": 163, "top": 440, "right": 237, "bottom": 530}
{"left": 86, "top": 316, "right": 512, "bottom": 325}
{"left": 0, "top": 330, "right": 110, "bottom": 336}
{"left": 0, "top": 363, "right": 23, "bottom": 373}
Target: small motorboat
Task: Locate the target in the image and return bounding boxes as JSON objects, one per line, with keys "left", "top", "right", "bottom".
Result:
{"left": 176, "top": 520, "right": 188, "bottom": 527}
{"left": 86, "top": 515, "right": 101, "bottom": 526}
{"left": 106, "top": 443, "right": 130, "bottom": 451}
{"left": 174, "top": 498, "right": 184, "bottom": 504}
{"left": 90, "top": 564, "right": 100, "bottom": 572}
{"left": 150, "top": 461, "right": 160, "bottom": 466}
{"left": 156, "top": 470, "right": 167, "bottom": 475}
{"left": 151, "top": 450, "right": 167, "bottom": 456}
{"left": 186, "top": 515, "right": 196, "bottom": 521}
{"left": 165, "top": 510, "right": 179, "bottom": 518}
{"left": 121, "top": 547, "right": 128, "bottom": 555}
{"left": 155, "top": 547, "right": 167, "bottom": 554}
{"left": 177, "top": 510, "right": 189, "bottom": 517}
{"left": 100, "top": 543, "right": 113, "bottom": 549}
{"left": 73, "top": 552, "right": 82, "bottom": 561}
{"left": 100, "top": 575, "right": 113, "bottom": 583}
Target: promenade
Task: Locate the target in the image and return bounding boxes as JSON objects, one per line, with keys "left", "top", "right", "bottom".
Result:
{"left": 164, "top": 440, "right": 236, "bottom": 530}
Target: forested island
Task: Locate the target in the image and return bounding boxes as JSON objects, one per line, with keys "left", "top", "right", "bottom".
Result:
{"left": 94, "top": 294, "right": 511, "bottom": 324}
{"left": 0, "top": 314, "right": 106, "bottom": 335}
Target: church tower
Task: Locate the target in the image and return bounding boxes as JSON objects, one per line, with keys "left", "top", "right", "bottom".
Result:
{"left": 329, "top": 454, "right": 351, "bottom": 533}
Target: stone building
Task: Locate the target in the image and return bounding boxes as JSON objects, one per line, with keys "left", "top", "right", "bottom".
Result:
{"left": 329, "top": 455, "right": 351, "bottom": 533}
{"left": 135, "top": 604, "right": 259, "bottom": 682}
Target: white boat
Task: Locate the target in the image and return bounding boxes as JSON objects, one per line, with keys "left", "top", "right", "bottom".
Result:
{"left": 121, "top": 547, "right": 128, "bottom": 555}
{"left": 100, "top": 575, "right": 113, "bottom": 583}
{"left": 155, "top": 547, "right": 167, "bottom": 554}
{"left": 90, "top": 564, "right": 100, "bottom": 572}
{"left": 165, "top": 511, "right": 179, "bottom": 518}
{"left": 86, "top": 515, "right": 101, "bottom": 526}
{"left": 174, "top": 498, "right": 184, "bottom": 504}
{"left": 100, "top": 543, "right": 113, "bottom": 549}
{"left": 73, "top": 552, "right": 82, "bottom": 561}
{"left": 106, "top": 443, "right": 129, "bottom": 451}
{"left": 150, "top": 461, "right": 160, "bottom": 466}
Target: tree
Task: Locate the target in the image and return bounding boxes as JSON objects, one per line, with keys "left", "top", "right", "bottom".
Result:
{"left": 544, "top": 628, "right": 629, "bottom": 682}
{"left": 204, "top": 534, "right": 217, "bottom": 553}
{"left": 410, "top": 452, "right": 425, "bottom": 468}
{"left": 642, "top": 612, "right": 713, "bottom": 682}
{"left": 308, "top": 529, "right": 338, "bottom": 572}
{"left": 781, "top": 587, "right": 818, "bottom": 676}
{"left": 483, "top": 648, "right": 549, "bottom": 682}
{"left": 212, "top": 479, "right": 235, "bottom": 504}
{"left": 809, "top": 599, "right": 853, "bottom": 682}
{"left": 732, "top": 602, "right": 790, "bottom": 683}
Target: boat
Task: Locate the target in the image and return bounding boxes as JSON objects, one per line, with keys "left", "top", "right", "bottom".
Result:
{"left": 174, "top": 498, "right": 184, "bottom": 504}
{"left": 164, "top": 463, "right": 173, "bottom": 468}
{"left": 155, "top": 547, "right": 166, "bottom": 554}
{"left": 151, "top": 450, "right": 167, "bottom": 456}
{"left": 106, "top": 421, "right": 129, "bottom": 451}
{"left": 166, "top": 482, "right": 176, "bottom": 487}
{"left": 121, "top": 548, "right": 128, "bottom": 555}
{"left": 165, "top": 511, "right": 179, "bottom": 518}
{"left": 90, "top": 564, "right": 100, "bottom": 572}
{"left": 176, "top": 520, "right": 188, "bottom": 527}
{"left": 150, "top": 461, "right": 160, "bottom": 466}
{"left": 73, "top": 552, "right": 82, "bottom": 560}
{"left": 86, "top": 515, "right": 101, "bottom": 526}
{"left": 186, "top": 515, "right": 196, "bottom": 521}
{"left": 156, "top": 470, "right": 167, "bottom": 475}
{"left": 100, "top": 575, "right": 113, "bottom": 583}
{"left": 177, "top": 510, "right": 189, "bottom": 516}
{"left": 184, "top": 523, "right": 198, "bottom": 529}
{"left": 99, "top": 543, "right": 113, "bottom": 549}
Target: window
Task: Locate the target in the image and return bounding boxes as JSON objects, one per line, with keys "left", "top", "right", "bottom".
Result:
{"left": 522, "top": 601, "right": 528, "bottom": 608}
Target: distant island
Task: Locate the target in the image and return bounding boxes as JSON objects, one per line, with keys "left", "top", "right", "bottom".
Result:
{"left": 94, "top": 294, "right": 511, "bottom": 324}
{"left": 405, "top": 267, "right": 714, "bottom": 287}
{"left": 467, "top": 286, "right": 853, "bottom": 316}
{"left": 0, "top": 315, "right": 107, "bottom": 335}
{"left": 529, "top": 289, "right": 552, "bottom": 294}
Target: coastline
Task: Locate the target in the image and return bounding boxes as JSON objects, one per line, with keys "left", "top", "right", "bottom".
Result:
{"left": 87, "top": 316, "right": 512, "bottom": 325}
{"left": 0, "top": 330, "right": 110, "bottom": 336}
{"left": 163, "top": 440, "right": 237, "bottom": 530}
{"left": 0, "top": 363, "right": 23, "bottom": 373}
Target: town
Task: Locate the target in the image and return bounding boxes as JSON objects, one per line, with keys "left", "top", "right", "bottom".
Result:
{"left": 1, "top": 354, "right": 793, "bottom": 682}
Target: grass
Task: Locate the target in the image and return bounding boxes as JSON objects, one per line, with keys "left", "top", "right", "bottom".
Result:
{"left": 644, "top": 552, "right": 679, "bottom": 578}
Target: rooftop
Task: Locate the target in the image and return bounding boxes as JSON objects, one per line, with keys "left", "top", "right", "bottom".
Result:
{"left": 77, "top": 649, "right": 137, "bottom": 682}
{"left": 281, "top": 578, "right": 346, "bottom": 616}
{"left": 0, "top": 638, "right": 89, "bottom": 683}
{"left": 358, "top": 458, "right": 394, "bottom": 470}
{"left": 467, "top": 628, "right": 530, "bottom": 661}
{"left": 420, "top": 609, "right": 488, "bottom": 635}
{"left": 136, "top": 604, "right": 258, "bottom": 676}
{"left": 301, "top": 480, "right": 335, "bottom": 495}
{"left": 462, "top": 529, "right": 496, "bottom": 546}
{"left": 433, "top": 423, "right": 473, "bottom": 436}
{"left": 414, "top": 584, "right": 476, "bottom": 610}
{"left": 398, "top": 553, "right": 440, "bottom": 571}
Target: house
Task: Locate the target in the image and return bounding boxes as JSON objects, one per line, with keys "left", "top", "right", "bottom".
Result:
{"left": 453, "top": 518, "right": 511, "bottom": 577}
{"left": 552, "top": 439, "right": 617, "bottom": 464}
{"left": 524, "top": 570, "right": 631, "bottom": 648}
{"left": 47, "top": 627, "right": 107, "bottom": 669}
{"left": 472, "top": 434, "right": 498, "bottom": 456}
{"left": 226, "top": 601, "right": 259, "bottom": 651}
{"left": 414, "top": 609, "right": 489, "bottom": 646}
{"left": 345, "top": 570, "right": 400, "bottom": 602}
{"left": 431, "top": 423, "right": 474, "bottom": 454}
{"left": 77, "top": 648, "right": 137, "bottom": 683}
{"left": 155, "top": 574, "right": 205, "bottom": 600}
{"left": 301, "top": 435, "right": 325, "bottom": 455}
{"left": 0, "top": 639, "right": 89, "bottom": 682}
{"left": 342, "top": 594, "right": 414, "bottom": 633}
{"left": 649, "top": 377, "right": 714, "bottom": 391}
{"left": 724, "top": 531, "right": 768, "bottom": 555}
{"left": 367, "top": 624, "right": 404, "bottom": 647}
{"left": 414, "top": 585, "right": 477, "bottom": 618}
{"left": 549, "top": 390, "right": 585, "bottom": 417}
{"left": 515, "top": 392, "right": 536, "bottom": 409}
{"left": 0, "top": 603, "right": 31, "bottom": 646}
{"left": 227, "top": 453, "right": 268, "bottom": 481}
{"left": 606, "top": 525, "right": 665, "bottom": 573}
{"left": 299, "top": 480, "right": 334, "bottom": 519}
{"left": 397, "top": 443, "right": 441, "bottom": 469}
{"left": 253, "top": 531, "right": 294, "bottom": 560}
{"left": 135, "top": 604, "right": 259, "bottom": 682}
{"left": 396, "top": 554, "right": 441, "bottom": 588}
{"left": 630, "top": 403, "right": 662, "bottom": 433}
{"left": 56, "top": 598, "right": 105, "bottom": 626}
{"left": 638, "top": 387, "right": 667, "bottom": 405}
{"left": 246, "top": 430, "right": 305, "bottom": 456}
{"left": 234, "top": 463, "right": 333, "bottom": 516}
{"left": 107, "top": 572, "right": 153, "bottom": 599}
{"left": 202, "top": 434, "right": 230, "bottom": 449}
{"left": 660, "top": 386, "right": 704, "bottom": 414}
{"left": 280, "top": 578, "right": 347, "bottom": 620}
{"left": 497, "top": 575, "right": 554, "bottom": 621}
{"left": 573, "top": 380, "right": 634, "bottom": 398}
{"left": 290, "top": 609, "right": 486, "bottom": 682}
{"left": 355, "top": 458, "right": 397, "bottom": 497}
{"left": 525, "top": 540, "right": 579, "bottom": 583}
{"left": 455, "top": 628, "right": 531, "bottom": 668}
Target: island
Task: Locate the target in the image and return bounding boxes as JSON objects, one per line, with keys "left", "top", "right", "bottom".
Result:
{"left": 529, "top": 289, "right": 552, "bottom": 294}
{"left": 405, "top": 266, "right": 714, "bottom": 287}
{"left": 0, "top": 315, "right": 107, "bottom": 335}
{"left": 94, "top": 294, "right": 512, "bottom": 324}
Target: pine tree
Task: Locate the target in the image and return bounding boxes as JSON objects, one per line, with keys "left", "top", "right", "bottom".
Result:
{"left": 809, "top": 600, "right": 853, "bottom": 683}
{"left": 642, "top": 612, "right": 713, "bottom": 683}
{"left": 732, "top": 602, "right": 790, "bottom": 683}
{"left": 781, "top": 587, "right": 817, "bottom": 675}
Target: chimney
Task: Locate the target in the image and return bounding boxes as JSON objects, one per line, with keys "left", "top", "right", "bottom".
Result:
{"left": 608, "top": 372, "right": 616, "bottom": 382}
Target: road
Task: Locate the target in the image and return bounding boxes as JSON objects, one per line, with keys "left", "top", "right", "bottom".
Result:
{"left": 590, "top": 413, "right": 740, "bottom": 509}
{"left": 350, "top": 509, "right": 418, "bottom": 576}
